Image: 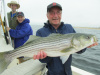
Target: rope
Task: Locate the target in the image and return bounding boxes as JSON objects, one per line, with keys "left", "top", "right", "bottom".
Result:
{"left": 0, "top": 15, "right": 5, "bottom": 33}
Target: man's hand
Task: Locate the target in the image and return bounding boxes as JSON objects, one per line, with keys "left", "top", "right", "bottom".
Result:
{"left": 6, "top": 26, "right": 11, "bottom": 32}
{"left": 33, "top": 50, "right": 47, "bottom": 60}
{"left": 87, "top": 42, "right": 98, "bottom": 48}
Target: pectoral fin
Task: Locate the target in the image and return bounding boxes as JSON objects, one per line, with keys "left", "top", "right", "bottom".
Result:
{"left": 60, "top": 55, "right": 70, "bottom": 64}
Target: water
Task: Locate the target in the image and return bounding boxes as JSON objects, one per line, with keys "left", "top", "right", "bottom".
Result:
{"left": 72, "top": 28, "right": 100, "bottom": 75}
{"left": 31, "top": 25, "right": 100, "bottom": 75}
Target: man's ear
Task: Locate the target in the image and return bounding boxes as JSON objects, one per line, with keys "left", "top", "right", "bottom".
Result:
{"left": 46, "top": 13, "right": 49, "bottom": 19}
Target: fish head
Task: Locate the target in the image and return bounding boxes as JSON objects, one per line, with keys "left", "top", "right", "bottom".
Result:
{"left": 72, "top": 33, "right": 98, "bottom": 50}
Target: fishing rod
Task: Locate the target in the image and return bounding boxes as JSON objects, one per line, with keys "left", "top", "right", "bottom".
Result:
{"left": 0, "top": 14, "right": 9, "bottom": 44}
{"left": 1, "top": 0, "right": 12, "bottom": 45}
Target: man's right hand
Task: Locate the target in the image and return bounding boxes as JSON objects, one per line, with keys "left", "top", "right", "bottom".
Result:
{"left": 33, "top": 50, "right": 47, "bottom": 60}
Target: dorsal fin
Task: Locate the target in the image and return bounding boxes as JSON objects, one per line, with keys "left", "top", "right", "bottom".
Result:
{"left": 48, "top": 33, "right": 63, "bottom": 37}
{"left": 24, "top": 35, "right": 41, "bottom": 45}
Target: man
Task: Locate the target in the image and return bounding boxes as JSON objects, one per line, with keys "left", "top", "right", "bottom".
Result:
{"left": 4, "top": 1, "right": 20, "bottom": 47}
{"left": 7, "top": 0, "right": 20, "bottom": 29}
{"left": 6, "top": 12, "right": 33, "bottom": 63}
{"left": 33, "top": 2, "right": 98, "bottom": 75}
{"left": 6, "top": 12, "right": 33, "bottom": 48}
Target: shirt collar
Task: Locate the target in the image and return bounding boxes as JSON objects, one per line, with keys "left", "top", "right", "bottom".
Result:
{"left": 44, "top": 20, "right": 64, "bottom": 30}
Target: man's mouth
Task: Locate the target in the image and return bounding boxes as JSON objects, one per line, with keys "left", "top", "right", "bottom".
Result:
{"left": 52, "top": 19, "right": 58, "bottom": 20}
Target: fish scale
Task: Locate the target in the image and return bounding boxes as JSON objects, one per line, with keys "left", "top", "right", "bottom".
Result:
{"left": 7, "top": 36, "right": 72, "bottom": 58}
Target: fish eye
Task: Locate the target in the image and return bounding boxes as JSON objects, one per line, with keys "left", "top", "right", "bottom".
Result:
{"left": 86, "top": 36, "right": 90, "bottom": 39}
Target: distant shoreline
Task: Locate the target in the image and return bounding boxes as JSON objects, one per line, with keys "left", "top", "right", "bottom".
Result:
{"left": 74, "top": 27, "right": 100, "bottom": 30}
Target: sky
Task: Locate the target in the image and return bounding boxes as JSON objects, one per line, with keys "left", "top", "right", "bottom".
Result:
{"left": 1, "top": 0, "right": 100, "bottom": 27}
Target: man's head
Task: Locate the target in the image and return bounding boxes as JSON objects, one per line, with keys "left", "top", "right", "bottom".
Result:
{"left": 47, "top": 2, "right": 62, "bottom": 27}
{"left": 7, "top": 1, "right": 20, "bottom": 12}
{"left": 16, "top": 12, "right": 25, "bottom": 23}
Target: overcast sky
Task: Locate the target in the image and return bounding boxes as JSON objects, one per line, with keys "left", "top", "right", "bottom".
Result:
{"left": 3, "top": 0, "right": 100, "bottom": 27}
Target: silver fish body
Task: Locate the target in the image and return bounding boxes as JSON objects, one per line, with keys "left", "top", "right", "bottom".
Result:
{"left": 0, "top": 33, "right": 97, "bottom": 74}
{"left": 5, "top": 33, "right": 97, "bottom": 58}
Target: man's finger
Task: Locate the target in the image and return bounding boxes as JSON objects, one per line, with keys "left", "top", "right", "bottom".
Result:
{"left": 43, "top": 51, "right": 47, "bottom": 58}
{"left": 87, "top": 42, "right": 98, "bottom": 48}
{"left": 40, "top": 50, "right": 43, "bottom": 59}
{"left": 33, "top": 55, "right": 36, "bottom": 60}
{"left": 36, "top": 52, "right": 40, "bottom": 59}
{"left": 95, "top": 42, "right": 98, "bottom": 45}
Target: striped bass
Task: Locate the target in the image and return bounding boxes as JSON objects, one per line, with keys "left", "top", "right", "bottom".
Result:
{"left": 0, "top": 33, "right": 97, "bottom": 74}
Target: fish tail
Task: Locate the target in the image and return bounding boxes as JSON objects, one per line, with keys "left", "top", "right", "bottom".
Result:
{"left": 0, "top": 52, "right": 11, "bottom": 74}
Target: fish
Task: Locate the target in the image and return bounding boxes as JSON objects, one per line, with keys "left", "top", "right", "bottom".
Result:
{"left": 0, "top": 33, "right": 97, "bottom": 74}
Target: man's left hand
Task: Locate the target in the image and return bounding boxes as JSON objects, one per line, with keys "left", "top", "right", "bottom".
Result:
{"left": 87, "top": 42, "right": 98, "bottom": 48}
{"left": 6, "top": 26, "right": 11, "bottom": 32}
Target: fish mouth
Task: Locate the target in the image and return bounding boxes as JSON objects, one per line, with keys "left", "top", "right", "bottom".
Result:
{"left": 88, "top": 36, "right": 98, "bottom": 47}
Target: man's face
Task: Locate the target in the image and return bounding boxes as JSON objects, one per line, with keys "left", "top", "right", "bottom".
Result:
{"left": 10, "top": 4, "right": 17, "bottom": 12}
{"left": 17, "top": 16, "right": 25, "bottom": 23}
{"left": 47, "top": 7, "right": 62, "bottom": 26}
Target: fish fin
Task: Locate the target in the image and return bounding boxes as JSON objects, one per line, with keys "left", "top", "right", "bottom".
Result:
{"left": 61, "top": 47, "right": 74, "bottom": 53}
{"left": 0, "top": 52, "right": 11, "bottom": 74}
{"left": 24, "top": 35, "right": 41, "bottom": 45}
{"left": 17, "top": 57, "right": 32, "bottom": 63}
{"left": 60, "top": 55, "right": 70, "bottom": 64}
{"left": 48, "top": 33, "right": 63, "bottom": 37}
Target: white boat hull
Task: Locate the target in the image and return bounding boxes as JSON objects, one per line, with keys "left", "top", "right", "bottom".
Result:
{"left": 0, "top": 58, "right": 95, "bottom": 75}
{"left": 0, "top": 27, "right": 14, "bottom": 52}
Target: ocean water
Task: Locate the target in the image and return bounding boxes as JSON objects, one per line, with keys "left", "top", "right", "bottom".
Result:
{"left": 72, "top": 28, "right": 100, "bottom": 75}
{"left": 31, "top": 25, "right": 100, "bottom": 75}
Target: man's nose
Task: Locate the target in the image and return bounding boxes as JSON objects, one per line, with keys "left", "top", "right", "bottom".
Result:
{"left": 54, "top": 13, "right": 58, "bottom": 17}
